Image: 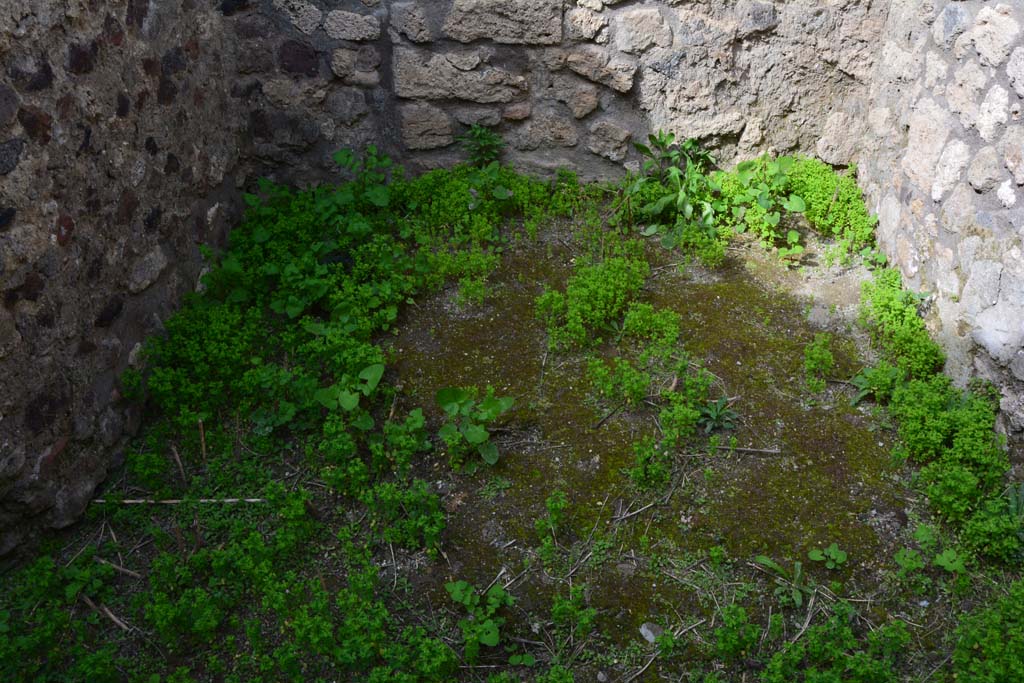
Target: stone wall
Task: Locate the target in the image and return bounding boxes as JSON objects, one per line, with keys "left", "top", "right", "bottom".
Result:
{"left": 384, "top": 0, "right": 882, "bottom": 175}
{"left": 1, "top": 1, "right": 245, "bottom": 552}
{"left": 4, "top": 0, "right": 1022, "bottom": 549}
{"left": 856, "top": 1, "right": 1024, "bottom": 432}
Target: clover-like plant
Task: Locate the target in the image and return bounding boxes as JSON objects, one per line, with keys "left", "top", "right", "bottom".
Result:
{"left": 809, "top": 542, "right": 848, "bottom": 570}
{"left": 446, "top": 580, "right": 515, "bottom": 663}
{"left": 436, "top": 386, "right": 514, "bottom": 468}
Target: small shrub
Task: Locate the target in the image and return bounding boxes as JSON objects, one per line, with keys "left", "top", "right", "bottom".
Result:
{"left": 536, "top": 253, "right": 650, "bottom": 349}
{"left": 803, "top": 333, "right": 834, "bottom": 392}
{"left": 458, "top": 124, "right": 505, "bottom": 167}
{"left": 953, "top": 580, "right": 1024, "bottom": 682}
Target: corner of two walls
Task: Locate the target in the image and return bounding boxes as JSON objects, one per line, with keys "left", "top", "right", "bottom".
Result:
{"left": 6, "top": 0, "right": 1017, "bottom": 550}
{"left": 857, "top": 1, "right": 1024, "bottom": 432}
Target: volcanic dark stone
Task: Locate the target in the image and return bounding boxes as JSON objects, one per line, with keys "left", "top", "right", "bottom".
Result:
{"left": 0, "top": 207, "right": 15, "bottom": 232}
{"left": 164, "top": 153, "right": 180, "bottom": 175}
{"left": 94, "top": 297, "right": 124, "bottom": 328}
{"left": 157, "top": 75, "right": 178, "bottom": 105}
{"left": 126, "top": 0, "right": 149, "bottom": 29}
{"left": 17, "top": 107, "right": 53, "bottom": 145}
{"left": 220, "top": 0, "right": 251, "bottom": 16}
{"left": 161, "top": 47, "right": 187, "bottom": 76}
{"left": 116, "top": 91, "right": 131, "bottom": 117}
{"left": 56, "top": 215, "right": 75, "bottom": 246}
{"left": 104, "top": 14, "right": 125, "bottom": 46}
{"left": 0, "top": 85, "right": 18, "bottom": 127}
{"left": 0, "top": 139, "right": 25, "bottom": 175}
{"left": 9, "top": 57, "right": 54, "bottom": 92}
{"left": 279, "top": 40, "right": 319, "bottom": 76}
{"left": 68, "top": 41, "right": 99, "bottom": 75}
{"left": 144, "top": 206, "right": 162, "bottom": 232}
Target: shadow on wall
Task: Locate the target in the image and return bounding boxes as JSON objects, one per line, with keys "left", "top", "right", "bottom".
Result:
{"left": 2, "top": 0, "right": 1022, "bottom": 551}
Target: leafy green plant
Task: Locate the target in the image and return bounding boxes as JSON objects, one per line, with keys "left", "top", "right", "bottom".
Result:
{"left": 953, "top": 579, "right": 1024, "bottom": 682}
{"left": 714, "top": 605, "right": 759, "bottom": 660}
{"left": 933, "top": 548, "right": 966, "bottom": 574}
{"left": 850, "top": 361, "right": 903, "bottom": 405}
{"left": 717, "top": 155, "right": 806, "bottom": 249}
{"left": 698, "top": 397, "right": 739, "bottom": 433}
{"left": 777, "top": 229, "right": 805, "bottom": 266}
{"left": 755, "top": 555, "right": 813, "bottom": 608}
{"left": 436, "top": 386, "right": 514, "bottom": 468}
{"left": 621, "top": 302, "right": 681, "bottom": 359}
{"left": 446, "top": 580, "right": 515, "bottom": 664}
{"left": 763, "top": 602, "right": 909, "bottom": 682}
{"left": 629, "top": 437, "right": 673, "bottom": 490}
{"left": 860, "top": 268, "right": 944, "bottom": 378}
{"left": 536, "top": 252, "right": 649, "bottom": 349}
{"left": 893, "top": 548, "right": 931, "bottom": 594}
{"left": 787, "top": 157, "right": 878, "bottom": 260}
{"left": 803, "top": 333, "right": 834, "bottom": 392}
{"left": 458, "top": 124, "right": 506, "bottom": 167}
{"left": 535, "top": 489, "right": 569, "bottom": 565}
{"left": 808, "top": 543, "right": 848, "bottom": 570}
{"left": 480, "top": 476, "right": 513, "bottom": 501}
{"left": 587, "top": 356, "right": 651, "bottom": 407}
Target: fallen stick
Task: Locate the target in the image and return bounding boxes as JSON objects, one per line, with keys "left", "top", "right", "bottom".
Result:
{"left": 591, "top": 401, "right": 626, "bottom": 430}
{"left": 81, "top": 594, "right": 132, "bottom": 632}
{"left": 169, "top": 446, "right": 188, "bottom": 486}
{"left": 95, "top": 556, "right": 142, "bottom": 579}
{"left": 716, "top": 445, "right": 781, "bottom": 455}
{"left": 92, "top": 498, "right": 266, "bottom": 505}
{"left": 613, "top": 501, "right": 656, "bottom": 522}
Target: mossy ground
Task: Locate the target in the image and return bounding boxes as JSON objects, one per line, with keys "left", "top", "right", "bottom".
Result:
{"left": 3, "top": 160, "right": 1017, "bottom": 683}
{"left": 384, "top": 220, "right": 914, "bottom": 674}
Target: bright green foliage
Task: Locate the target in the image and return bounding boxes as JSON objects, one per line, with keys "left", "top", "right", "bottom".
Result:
{"left": 660, "top": 366, "right": 714, "bottom": 447}
{"left": 803, "top": 333, "right": 834, "bottom": 392}
{"left": 933, "top": 547, "right": 967, "bottom": 574}
{"left": 436, "top": 386, "right": 514, "bottom": 468}
{"left": 624, "top": 133, "right": 727, "bottom": 266}
{"left": 714, "top": 605, "right": 759, "bottom": 660}
{"left": 537, "top": 489, "right": 569, "bottom": 538}
{"left": 536, "top": 253, "right": 650, "bottom": 348}
{"left": 536, "top": 665, "right": 575, "bottom": 683}
{"left": 588, "top": 357, "right": 652, "bottom": 406}
{"left": 629, "top": 362, "right": 713, "bottom": 489}
{"left": 621, "top": 302, "right": 682, "bottom": 358}
{"left": 629, "top": 437, "right": 673, "bottom": 490}
{"left": 634, "top": 131, "right": 716, "bottom": 180}
{"left": 887, "top": 374, "right": 1019, "bottom": 560}
{"left": 0, "top": 151, "right": 589, "bottom": 683}
{"left": 893, "top": 548, "right": 931, "bottom": 594}
{"left": 361, "top": 479, "right": 446, "bottom": 553}
{"left": 860, "top": 269, "right": 945, "bottom": 378}
{"left": 961, "top": 497, "right": 1023, "bottom": 561}
{"left": 808, "top": 542, "right": 848, "bottom": 569}
{"left": 788, "top": 157, "right": 877, "bottom": 258}
{"left": 953, "top": 580, "right": 1024, "bottom": 682}
{"left": 535, "top": 489, "right": 569, "bottom": 564}
{"left": 551, "top": 584, "right": 598, "bottom": 640}
{"left": 446, "top": 580, "right": 515, "bottom": 663}
{"left": 0, "top": 551, "right": 121, "bottom": 682}
{"left": 458, "top": 125, "right": 506, "bottom": 167}
{"left": 762, "top": 604, "right": 909, "bottom": 682}
{"left": 713, "top": 155, "right": 806, "bottom": 250}
{"left": 850, "top": 361, "right": 903, "bottom": 405}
